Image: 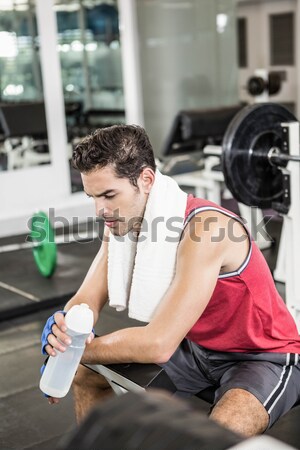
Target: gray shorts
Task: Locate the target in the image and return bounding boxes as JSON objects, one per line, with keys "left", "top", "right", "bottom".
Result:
{"left": 161, "top": 339, "right": 300, "bottom": 428}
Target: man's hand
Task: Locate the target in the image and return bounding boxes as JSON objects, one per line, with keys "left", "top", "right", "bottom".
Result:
{"left": 40, "top": 310, "right": 95, "bottom": 404}
{"left": 42, "top": 311, "right": 94, "bottom": 357}
{"left": 40, "top": 311, "right": 69, "bottom": 404}
{"left": 43, "top": 311, "right": 71, "bottom": 356}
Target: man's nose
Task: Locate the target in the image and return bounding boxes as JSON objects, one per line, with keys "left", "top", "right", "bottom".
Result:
{"left": 95, "top": 199, "right": 111, "bottom": 218}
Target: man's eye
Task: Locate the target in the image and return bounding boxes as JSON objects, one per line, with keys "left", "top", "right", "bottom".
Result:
{"left": 104, "top": 194, "right": 115, "bottom": 199}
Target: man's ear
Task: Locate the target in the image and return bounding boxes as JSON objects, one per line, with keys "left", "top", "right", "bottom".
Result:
{"left": 139, "top": 168, "right": 155, "bottom": 194}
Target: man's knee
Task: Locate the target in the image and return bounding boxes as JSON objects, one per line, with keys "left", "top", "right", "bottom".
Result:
{"left": 210, "top": 388, "right": 269, "bottom": 437}
{"left": 72, "top": 365, "right": 113, "bottom": 424}
{"left": 73, "top": 364, "right": 111, "bottom": 391}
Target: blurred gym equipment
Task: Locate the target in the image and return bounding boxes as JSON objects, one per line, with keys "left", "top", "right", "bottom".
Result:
{"left": 247, "top": 71, "right": 282, "bottom": 97}
{"left": 59, "top": 391, "right": 296, "bottom": 450}
{"left": 0, "top": 211, "right": 98, "bottom": 277}
{"left": 0, "top": 102, "right": 50, "bottom": 170}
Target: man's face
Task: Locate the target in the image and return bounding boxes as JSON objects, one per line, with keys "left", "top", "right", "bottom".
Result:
{"left": 82, "top": 166, "right": 153, "bottom": 236}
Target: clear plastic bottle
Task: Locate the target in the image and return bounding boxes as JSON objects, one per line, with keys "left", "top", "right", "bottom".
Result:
{"left": 39, "top": 303, "right": 94, "bottom": 398}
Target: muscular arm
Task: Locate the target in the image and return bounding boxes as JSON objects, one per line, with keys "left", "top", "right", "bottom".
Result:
{"left": 81, "top": 211, "right": 241, "bottom": 365}
{"left": 45, "top": 226, "right": 110, "bottom": 356}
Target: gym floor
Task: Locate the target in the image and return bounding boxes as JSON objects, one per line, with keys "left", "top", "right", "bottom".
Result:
{"left": 1, "top": 209, "right": 300, "bottom": 450}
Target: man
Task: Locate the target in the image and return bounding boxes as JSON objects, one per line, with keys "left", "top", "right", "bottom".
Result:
{"left": 41, "top": 124, "right": 300, "bottom": 437}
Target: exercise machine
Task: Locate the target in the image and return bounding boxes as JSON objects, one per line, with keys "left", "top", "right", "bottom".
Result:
{"left": 0, "top": 102, "right": 50, "bottom": 170}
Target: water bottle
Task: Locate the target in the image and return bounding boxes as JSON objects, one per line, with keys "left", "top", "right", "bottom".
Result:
{"left": 39, "top": 303, "right": 94, "bottom": 398}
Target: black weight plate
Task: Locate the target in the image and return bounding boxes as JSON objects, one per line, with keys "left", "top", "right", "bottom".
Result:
{"left": 222, "top": 103, "right": 297, "bottom": 209}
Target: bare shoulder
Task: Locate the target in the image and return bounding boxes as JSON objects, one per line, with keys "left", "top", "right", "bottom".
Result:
{"left": 179, "top": 210, "right": 249, "bottom": 273}
{"left": 181, "top": 210, "right": 232, "bottom": 246}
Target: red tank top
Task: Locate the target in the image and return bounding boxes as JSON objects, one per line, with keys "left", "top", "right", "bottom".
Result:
{"left": 184, "top": 195, "right": 300, "bottom": 353}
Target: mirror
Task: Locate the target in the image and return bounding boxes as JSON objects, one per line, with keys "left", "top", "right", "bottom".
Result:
{"left": 0, "top": 0, "right": 126, "bottom": 176}
{"left": 0, "top": 0, "right": 51, "bottom": 171}
{"left": 53, "top": 0, "right": 125, "bottom": 192}
{"left": 0, "top": 0, "right": 296, "bottom": 178}
{"left": 136, "top": 0, "right": 239, "bottom": 154}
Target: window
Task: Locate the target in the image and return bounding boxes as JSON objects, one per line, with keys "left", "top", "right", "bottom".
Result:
{"left": 270, "top": 13, "right": 294, "bottom": 66}
{"left": 237, "top": 17, "right": 247, "bottom": 68}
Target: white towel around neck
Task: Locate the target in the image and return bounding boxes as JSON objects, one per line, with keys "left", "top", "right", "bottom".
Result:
{"left": 107, "top": 170, "right": 188, "bottom": 322}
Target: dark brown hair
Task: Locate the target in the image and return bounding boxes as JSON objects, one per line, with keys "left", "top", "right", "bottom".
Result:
{"left": 72, "top": 124, "right": 156, "bottom": 187}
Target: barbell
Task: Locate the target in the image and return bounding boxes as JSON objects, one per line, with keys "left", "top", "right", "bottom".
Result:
{"left": 221, "top": 102, "right": 298, "bottom": 211}
{"left": 0, "top": 103, "right": 298, "bottom": 278}
{"left": 0, "top": 211, "right": 98, "bottom": 278}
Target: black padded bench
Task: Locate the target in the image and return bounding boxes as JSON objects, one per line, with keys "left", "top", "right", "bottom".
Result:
{"left": 85, "top": 362, "right": 216, "bottom": 403}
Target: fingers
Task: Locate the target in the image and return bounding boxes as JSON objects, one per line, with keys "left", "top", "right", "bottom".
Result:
{"left": 54, "top": 312, "right": 67, "bottom": 332}
{"left": 52, "top": 324, "right": 72, "bottom": 347}
{"left": 48, "top": 397, "right": 60, "bottom": 405}
{"left": 86, "top": 331, "right": 95, "bottom": 345}
{"left": 47, "top": 330, "right": 71, "bottom": 354}
{"left": 45, "top": 312, "right": 71, "bottom": 356}
{"left": 44, "top": 343, "right": 56, "bottom": 357}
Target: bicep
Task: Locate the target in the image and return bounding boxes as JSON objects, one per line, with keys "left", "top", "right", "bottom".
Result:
{"left": 146, "top": 215, "right": 225, "bottom": 355}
